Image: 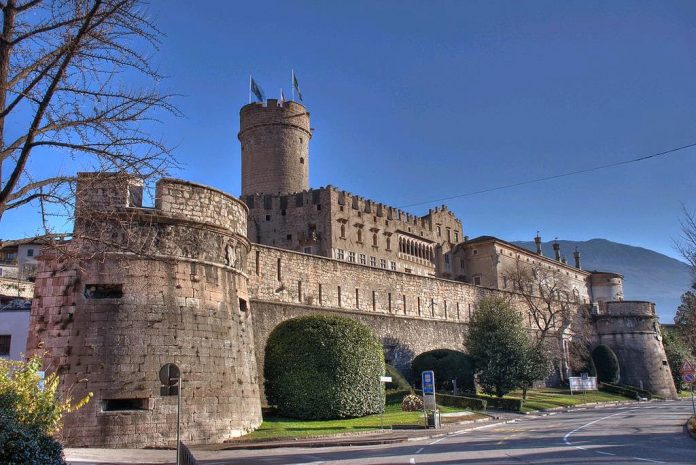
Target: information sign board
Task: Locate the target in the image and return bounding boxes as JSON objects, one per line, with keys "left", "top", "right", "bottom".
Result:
{"left": 422, "top": 370, "right": 436, "bottom": 410}
{"left": 682, "top": 373, "right": 695, "bottom": 384}
{"left": 379, "top": 376, "right": 392, "bottom": 383}
{"left": 569, "top": 376, "right": 597, "bottom": 393}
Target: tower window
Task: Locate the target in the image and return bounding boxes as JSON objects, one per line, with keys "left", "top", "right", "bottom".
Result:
{"left": 286, "top": 234, "right": 292, "bottom": 240}
{"left": 265, "top": 215, "right": 271, "bottom": 221}
{"left": 300, "top": 157, "right": 305, "bottom": 164}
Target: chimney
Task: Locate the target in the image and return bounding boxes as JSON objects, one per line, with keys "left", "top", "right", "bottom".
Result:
{"left": 534, "top": 232, "right": 543, "bottom": 256}
{"left": 573, "top": 247, "right": 581, "bottom": 269}
{"left": 553, "top": 239, "right": 561, "bottom": 261}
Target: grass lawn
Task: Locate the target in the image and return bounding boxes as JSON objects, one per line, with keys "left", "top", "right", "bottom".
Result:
{"left": 241, "top": 400, "right": 480, "bottom": 441}
{"left": 679, "top": 390, "right": 694, "bottom": 399}
{"left": 497, "top": 387, "right": 637, "bottom": 412}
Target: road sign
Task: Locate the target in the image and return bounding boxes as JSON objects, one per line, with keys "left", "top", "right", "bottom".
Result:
{"left": 379, "top": 376, "right": 392, "bottom": 383}
{"left": 679, "top": 360, "right": 695, "bottom": 375}
{"left": 422, "top": 370, "right": 436, "bottom": 411}
{"left": 682, "top": 373, "right": 696, "bottom": 384}
{"left": 159, "top": 363, "right": 180, "bottom": 386}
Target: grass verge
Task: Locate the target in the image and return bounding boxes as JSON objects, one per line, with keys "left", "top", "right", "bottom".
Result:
{"left": 241, "top": 399, "right": 480, "bottom": 441}
{"left": 479, "top": 387, "right": 636, "bottom": 413}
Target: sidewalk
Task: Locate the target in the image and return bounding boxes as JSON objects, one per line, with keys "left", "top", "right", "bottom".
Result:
{"left": 66, "top": 399, "right": 663, "bottom": 465}
{"left": 66, "top": 416, "right": 510, "bottom": 465}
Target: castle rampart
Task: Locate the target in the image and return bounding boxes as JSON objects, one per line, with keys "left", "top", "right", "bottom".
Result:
{"left": 593, "top": 301, "right": 676, "bottom": 398}
{"left": 26, "top": 175, "right": 261, "bottom": 448}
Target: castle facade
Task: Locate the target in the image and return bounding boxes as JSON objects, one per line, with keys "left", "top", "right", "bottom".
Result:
{"left": 25, "top": 99, "right": 676, "bottom": 448}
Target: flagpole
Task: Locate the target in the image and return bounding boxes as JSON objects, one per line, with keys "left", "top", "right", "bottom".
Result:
{"left": 291, "top": 69, "right": 295, "bottom": 102}
{"left": 248, "top": 75, "right": 252, "bottom": 104}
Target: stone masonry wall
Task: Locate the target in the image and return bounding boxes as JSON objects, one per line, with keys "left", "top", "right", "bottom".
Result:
{"left": 26, "top": 176, "right": 262, "bottom": 448}
{"left": 239, "top": 100, "right": 311, "bottom": 196}
{"left": 594, "top": 301, "right": 677, "bottom": 399}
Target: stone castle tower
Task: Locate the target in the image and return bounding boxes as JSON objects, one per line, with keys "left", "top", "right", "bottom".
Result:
{"left": 26, "top": 173, "right": 262, "bottom": 447}
{"left": 239, "top": 100, "right": 312, "bottom": 196}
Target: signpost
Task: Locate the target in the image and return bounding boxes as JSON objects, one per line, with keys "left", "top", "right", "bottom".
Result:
{"left": 569, "top": 375, "right": 597, "bottom": 394}
{"left": 421, "top": 370, "right": 439, "bottom": 428}
{"left": 679, "top": 359, "right": 696, "bottom": 416}
{"left": 160, "top": 364, "right": 181, "bottom": 465}
{"left": 379, "top": 375, "right": 392, "bottom": 430}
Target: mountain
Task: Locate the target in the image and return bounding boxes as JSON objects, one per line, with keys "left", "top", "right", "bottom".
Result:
{"left": 511, "top": 239, "right": 692, "bottom": 322}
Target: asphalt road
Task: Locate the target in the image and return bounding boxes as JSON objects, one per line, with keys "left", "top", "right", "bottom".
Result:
{"left": 197, "top": 400, "right": 696, "bottom": 465}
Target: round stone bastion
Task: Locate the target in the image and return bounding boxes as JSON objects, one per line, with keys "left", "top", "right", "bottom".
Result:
{"left": 26, "top": 174, "right": 262, "bottom": 448}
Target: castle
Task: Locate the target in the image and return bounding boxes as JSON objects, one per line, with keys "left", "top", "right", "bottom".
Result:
{"left": 26, "top": 99, "right": 676, "bottom": 448}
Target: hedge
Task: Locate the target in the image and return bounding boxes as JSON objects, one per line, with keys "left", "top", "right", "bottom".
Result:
{"left": 600, "top": 383, "right": 658, "bottom": 400}
{"left": 592, "top": 345, "right": 620, "bottom": 384}
{"left": 412, "top": 349, "right": 476, "bottom": 394}
{"left": 480, "top": 396, "right": 524, "bottom": 411}
{"left": 434, "top": 393, "right": 487, "bottom": 411}
{"left": 264, "top": 315, "right": 385, "bottom": 420}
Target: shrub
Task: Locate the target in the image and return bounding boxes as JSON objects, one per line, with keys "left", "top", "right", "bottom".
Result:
{"left": 482, "top": 396, "right": 524, "bottom": 411}
{"left": 401, "top": 394, "right": 423, "bottom": 411}
{"left": 434, "top": 393, "right": 487, "bottom": 411}
{"left": 592, "top": 345, "right": 620, "bottom": 384}
{"left": 411, "top": 349, "right": 475, "bottom": 394}
{"left": 0, "top": 417, "right": 65, "bottom": 465}
{"left": 0, "top": 356, "right": 91, "bottom": 435}
{"left": 385, "top": 364, "right": 412, "bottom": 393}
{"left": 264, "top": 315, "right": 385, "bottom": 419}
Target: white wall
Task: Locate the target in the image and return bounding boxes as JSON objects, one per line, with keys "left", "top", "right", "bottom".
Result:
{"left": 0, "top": 309, "right": 30, "bottom": 360}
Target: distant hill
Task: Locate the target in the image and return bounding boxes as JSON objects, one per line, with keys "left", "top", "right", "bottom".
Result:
{"left": 511, "top": 239, "right": 693, "bottom": 322}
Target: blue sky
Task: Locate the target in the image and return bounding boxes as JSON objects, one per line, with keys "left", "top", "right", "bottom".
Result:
{"left": 2, "top": 0, "right": 695, "bottom": 265}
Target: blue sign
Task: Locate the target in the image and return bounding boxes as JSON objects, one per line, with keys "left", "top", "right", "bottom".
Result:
{"left": 37, "top": 371, "right": 45, "bottom": 391}
{"left": 422, "top": 370, "right": 435, "bottom": 395}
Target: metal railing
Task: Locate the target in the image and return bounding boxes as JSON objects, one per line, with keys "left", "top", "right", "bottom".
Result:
{"left": 179, "top": 442, "right": 198, "bottom": 465}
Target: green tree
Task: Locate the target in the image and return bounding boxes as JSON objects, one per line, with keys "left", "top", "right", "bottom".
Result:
{"left": 662, "top": 329, "right": 691, "bottom": 392}
{"left": 466, "top": 297, "right": 548, "bottom": 397}
{"left": 517, "top": 343, "right": 552, "bottom": 400}
{"left": 674, "top": 290, "right": 696, "bottom": 355}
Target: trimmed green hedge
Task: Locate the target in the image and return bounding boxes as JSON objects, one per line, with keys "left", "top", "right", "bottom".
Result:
{"left": 264, "top": 315, "right": 385, "bottom": 420}
{"left": 412, "top": 349, "right": 475, "bottom": 394}
{"left": 600, "top": 383, "right": 657, "bottom": 400}
{"left": 435, "top": 393, "right": 487, "bottom": 411}
{"left": 592, "top": 345, "right": 620, "bottom": 384}
{"left": 481, "top": 396, "right": 524, "bottom": 411}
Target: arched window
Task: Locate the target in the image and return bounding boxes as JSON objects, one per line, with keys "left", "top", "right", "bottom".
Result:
{"left": 386, "top": 237, "right": 391, "bottom": 250}
{"left": 340, "top": 225, "right": 345, "bottom": 238}
{"left": 372, "top": 233, "right": 378, "bottom": 247}
{"left": 357, "top": 229, "right": 362, "bottom": 242}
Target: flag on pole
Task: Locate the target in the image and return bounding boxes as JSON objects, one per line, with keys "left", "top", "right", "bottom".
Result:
{"left": 279, "top": 88, "right": 286, "bottom": 106}
{"left": 292, "top": 70, "right": 303, "bottom": 101}
{"left": 250, "top": 77, "right": 265, "bottom": 102}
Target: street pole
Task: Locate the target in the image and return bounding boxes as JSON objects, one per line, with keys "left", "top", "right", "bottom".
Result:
{"left": 176, "top": 375, "right": 181, "bottom": 465}
{"left": 691, "top": 383, "right": 695, "bottom": 417}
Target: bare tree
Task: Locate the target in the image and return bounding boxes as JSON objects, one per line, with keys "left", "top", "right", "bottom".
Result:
{"left": 0, "top": 0, "right": 178, "bottom": 233}
{"left": 677, "top": 207, "right": 696, "bottom": 284}
{"left": 502, "top": 257, "right": 586, "bottom": 381}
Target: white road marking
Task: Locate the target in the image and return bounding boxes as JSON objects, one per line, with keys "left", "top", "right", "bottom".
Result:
{"left": 429, "top": 437, "right": 445, "bottom": 445}
{"left": 563, "top": 407, "right": 666, "bottom": 464}
{"left": 409, "top": 458, "right": 416, "bottom": 464}
{"left": 415, "top": 447, "right": 424, "bottom": 454}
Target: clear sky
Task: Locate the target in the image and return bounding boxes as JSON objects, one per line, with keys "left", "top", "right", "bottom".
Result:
{"left": 2, "top": 0, "right": 695, "bottom": 263}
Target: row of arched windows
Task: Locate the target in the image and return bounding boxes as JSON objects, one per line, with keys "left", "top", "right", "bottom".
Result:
{"left": 399, "top": 236, "right": 434, "bottom": 261}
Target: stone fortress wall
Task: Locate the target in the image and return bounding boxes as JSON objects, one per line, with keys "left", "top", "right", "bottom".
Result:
{"left": 25, "top": 98, "right": 678, "bottom": 449}
{"left": 26, "top": 174, "right": 262, "bottom": 448}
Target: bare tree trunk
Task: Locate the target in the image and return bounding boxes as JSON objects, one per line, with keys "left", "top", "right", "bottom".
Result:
{"left": 0, "top": 1, "right": 17, "bottom": 216}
